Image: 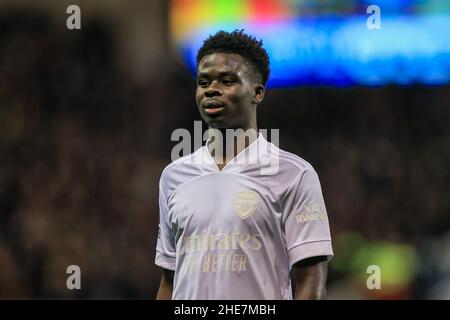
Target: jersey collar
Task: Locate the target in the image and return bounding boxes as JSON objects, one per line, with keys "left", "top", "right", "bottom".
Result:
{"left": 201, "top": 133, "right": 269, "bottom": 172}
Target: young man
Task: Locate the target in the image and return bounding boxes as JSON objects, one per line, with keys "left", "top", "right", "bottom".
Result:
{"left": 155, "top": 30, "right": 333, "bottom": 300}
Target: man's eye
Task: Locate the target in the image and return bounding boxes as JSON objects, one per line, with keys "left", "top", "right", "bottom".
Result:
{"left": 198, "top": 80, "right": 208, "bottom": 86}
{"left": 222, "top": 79, "right": 234, "bottom": 85}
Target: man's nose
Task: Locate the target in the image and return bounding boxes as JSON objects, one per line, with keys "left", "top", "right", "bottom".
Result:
{"left": 205, "top": 81, "right": 222, "bottom": 97}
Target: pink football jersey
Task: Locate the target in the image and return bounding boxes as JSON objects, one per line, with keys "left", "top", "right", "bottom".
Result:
{"left": 155, "top": 134, "right": 333, "bottom": 299}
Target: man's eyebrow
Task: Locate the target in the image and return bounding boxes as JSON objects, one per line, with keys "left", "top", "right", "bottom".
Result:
{"left": 197, "top": 71, "right": 238, "bottom": 78}
{"left": 217, "top": 71, "right": 238, "bottom": 77}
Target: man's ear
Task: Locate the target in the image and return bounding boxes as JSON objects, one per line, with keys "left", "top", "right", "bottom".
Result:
{"left": 253, "top": 84, "right": 265, "bottom": 104}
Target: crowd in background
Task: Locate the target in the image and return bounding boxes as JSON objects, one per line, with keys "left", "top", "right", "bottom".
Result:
{"left": 0, "top": 11, "right": 449, "bottom": 299}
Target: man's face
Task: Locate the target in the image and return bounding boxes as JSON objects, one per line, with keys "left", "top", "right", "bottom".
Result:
{"left": 196, "top": 53, "right": 263, "bottom": 130}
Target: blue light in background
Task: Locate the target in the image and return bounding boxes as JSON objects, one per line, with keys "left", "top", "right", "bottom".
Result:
{"left": 181, "top": 14, "right": 450, "bottom": 87}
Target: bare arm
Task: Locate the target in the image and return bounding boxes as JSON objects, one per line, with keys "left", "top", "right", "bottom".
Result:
{"left": 291, "top": 256, "right": 328, "bottom": 300}
{"left": 156, "top": 268, "right": 175, "bottom": 300}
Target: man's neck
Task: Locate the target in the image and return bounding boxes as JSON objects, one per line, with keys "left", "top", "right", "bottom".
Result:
{"left": 207, "top": 126, "right": 258, "bottom": 170}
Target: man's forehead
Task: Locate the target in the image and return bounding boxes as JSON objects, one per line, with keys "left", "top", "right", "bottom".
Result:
{"left": 197, "top": 53, "right": 249, "bottom": 73}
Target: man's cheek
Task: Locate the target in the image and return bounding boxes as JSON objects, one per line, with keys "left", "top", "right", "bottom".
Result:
{"left": 228, "top": 91, "right": 244, "bottom": 104}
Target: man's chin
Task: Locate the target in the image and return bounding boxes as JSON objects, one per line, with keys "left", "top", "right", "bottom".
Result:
{"left": 202, "top": 116, "right": 227, "bottom": 129}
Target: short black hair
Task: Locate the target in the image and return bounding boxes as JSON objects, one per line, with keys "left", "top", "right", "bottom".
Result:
{"left": 196, "top": 29, "right": 270, "bottom": 85}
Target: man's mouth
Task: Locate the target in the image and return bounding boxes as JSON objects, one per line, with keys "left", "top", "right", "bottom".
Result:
{"left": 204, "top": 107, "right": 224, "bottom": 114}
{"left": 203, "top": 101, "right": 225, "bottom": 115}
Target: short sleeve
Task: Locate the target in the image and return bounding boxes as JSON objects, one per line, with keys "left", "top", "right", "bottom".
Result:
{"left": 155, "top": 176, "right": 176, "bottom": 271}
{"left": 282, "top": 167, "right": 333, "bottom": 268}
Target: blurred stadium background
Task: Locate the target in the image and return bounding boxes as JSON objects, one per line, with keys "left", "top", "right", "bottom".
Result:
{"left": 0, "top": 0, "right": 449, "bottom": 299}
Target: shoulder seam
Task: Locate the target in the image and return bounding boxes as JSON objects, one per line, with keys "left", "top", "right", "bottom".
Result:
{"left": 161, "top": 147, "right": 203, "bottom": 177}
{"left": 270, "top": 146, "right": 312, "bottom": 172}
